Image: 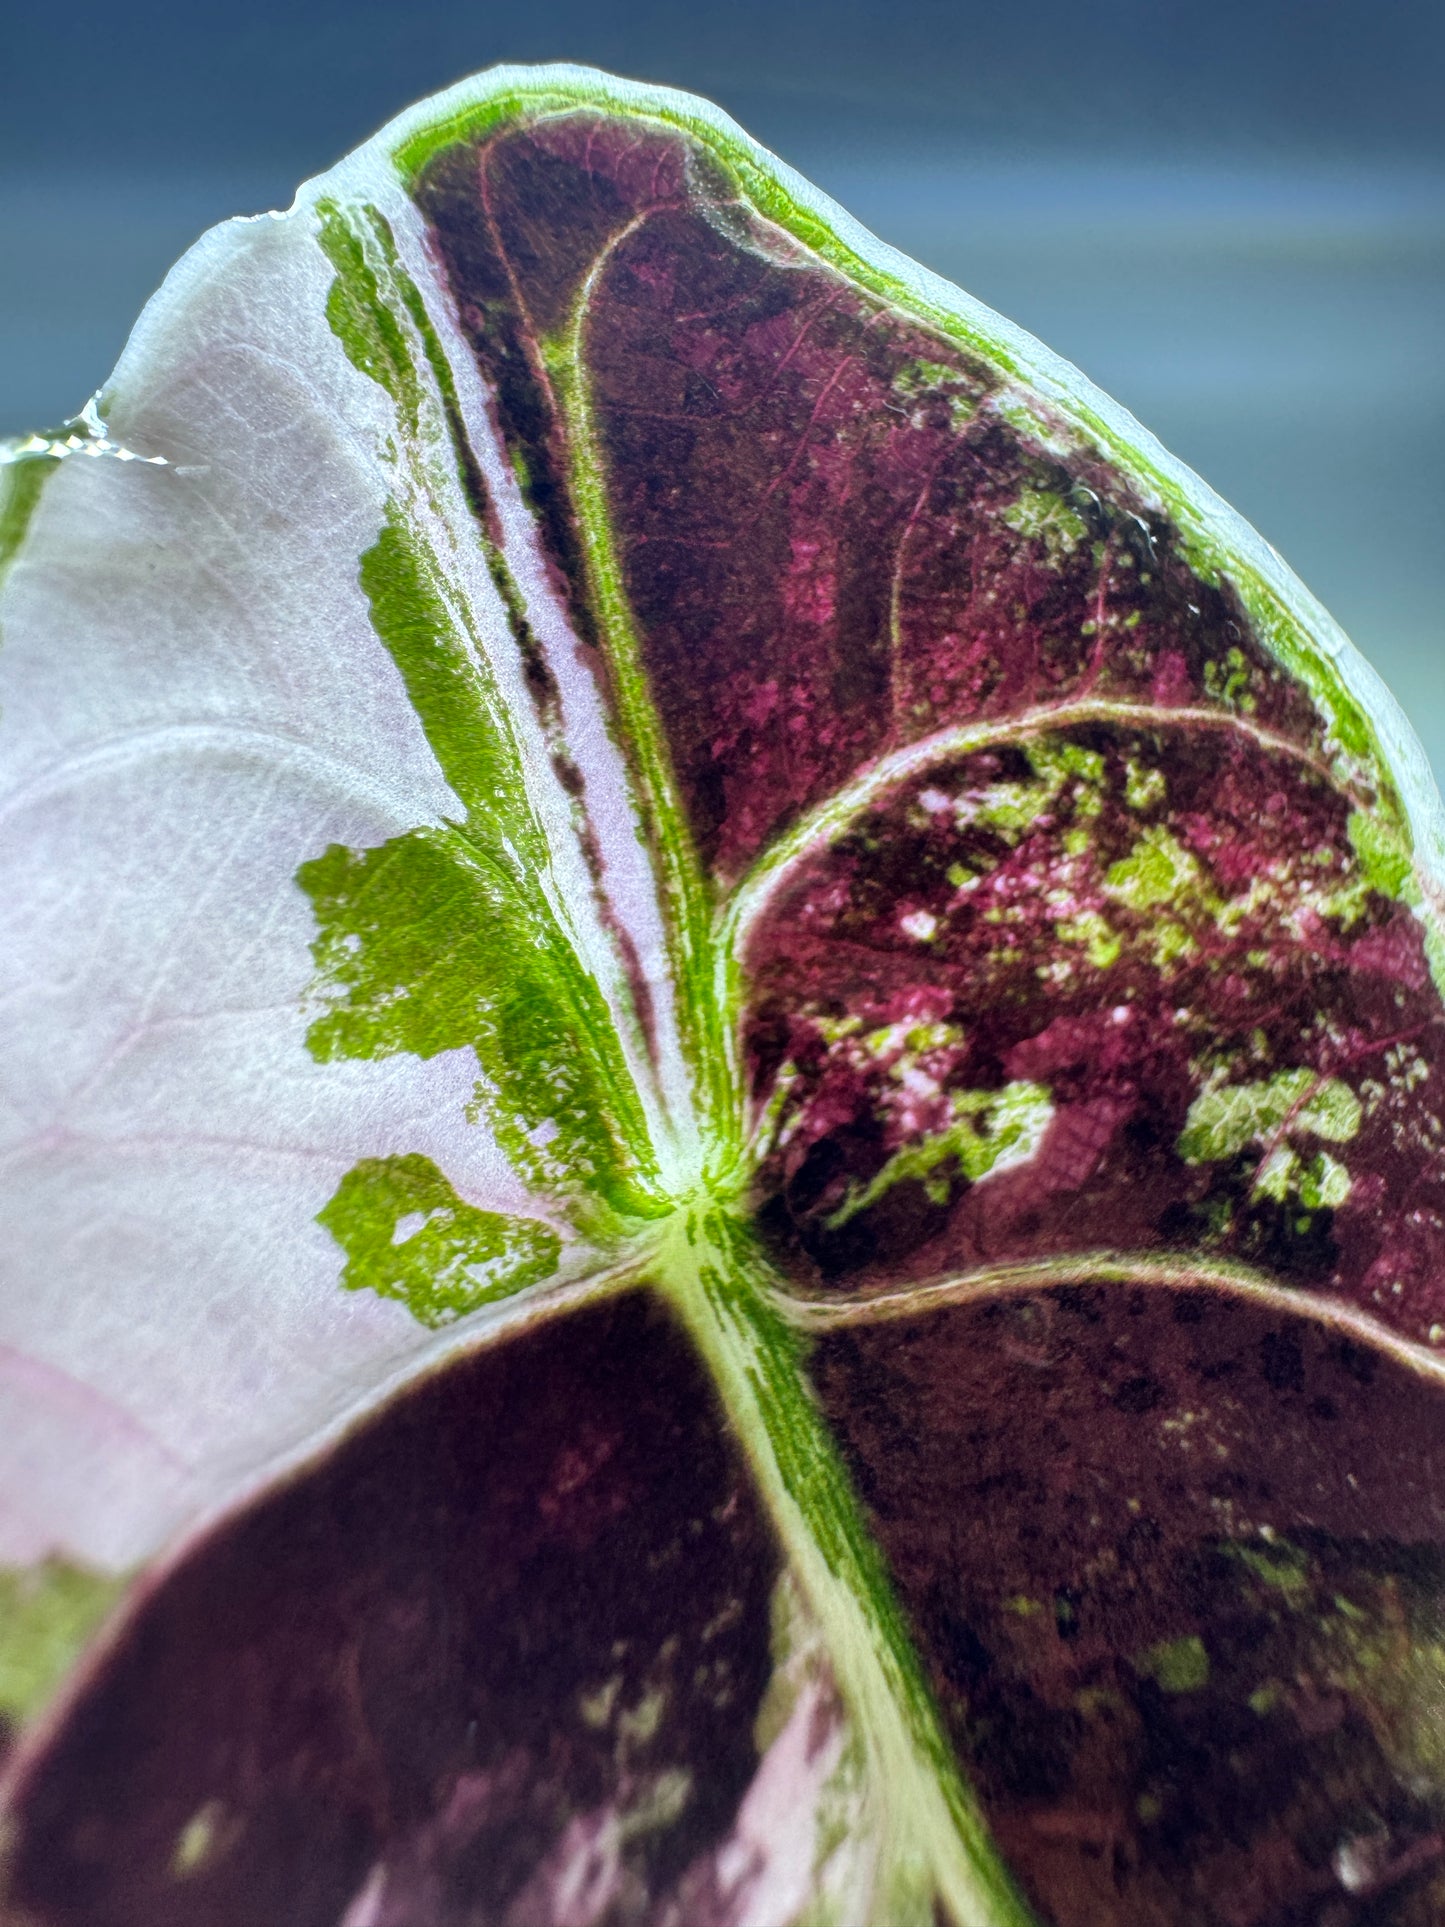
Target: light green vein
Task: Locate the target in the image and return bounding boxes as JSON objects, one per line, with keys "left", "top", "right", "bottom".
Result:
{"left": 714, "top": 695, "right": 1373, "bottom": 1065}
{"left": 787, "top": 1248, "right": 1445, "bottom": 1388}
{"left": 546, "top": 221, "right": 741, "bottom": 1181}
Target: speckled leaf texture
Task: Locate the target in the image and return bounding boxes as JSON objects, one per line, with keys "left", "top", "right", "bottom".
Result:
{"left": 3, "top": 65, "right": 1445, "bottom": 1927}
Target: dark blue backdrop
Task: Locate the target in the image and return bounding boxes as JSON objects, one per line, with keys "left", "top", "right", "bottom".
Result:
{"left": 4, "top": 0, "right": 1441, "bottom": 773}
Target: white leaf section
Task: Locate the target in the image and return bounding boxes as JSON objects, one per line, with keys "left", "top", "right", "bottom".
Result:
{"left": 696, "top": 1676, "right": 863, "bottom": 1927}
{"left": 300, "top": 183, "right": 691, "bottom": 1196}
{"left": 378, "top": 188, "right": 703, "bottom": 1183}
{"left": 0, "top": 204, "right": 561, "bottom": 1570}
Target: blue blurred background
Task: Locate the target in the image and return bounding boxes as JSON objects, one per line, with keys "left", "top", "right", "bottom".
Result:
{"left": 4, "top": 0, "right": 1441, "bottom": 779}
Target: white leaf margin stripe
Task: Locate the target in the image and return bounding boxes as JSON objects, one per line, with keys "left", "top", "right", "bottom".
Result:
{"left": 360, "top": 183, "right": 707, "bottom": 1190}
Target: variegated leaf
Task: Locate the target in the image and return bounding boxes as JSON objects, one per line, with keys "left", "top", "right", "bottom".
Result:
{"left": 4, "top": 64, "right": 1445, "bottom": 1927}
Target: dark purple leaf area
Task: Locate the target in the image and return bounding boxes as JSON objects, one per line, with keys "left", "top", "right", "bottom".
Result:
{"left": 814, "top": 1283, "right": 1445, "bottom": 1926}
{"left": 416, "top": 112, "right": 1328, "bottom": 883}
{"left": 0, "top": 1294, "right": 780, "bottom": 1927}
{"left": 745, "top": 724, "right": 1445, "bottom": 1334}
{"left": 415, "top": 108, "right": 1445, "bottom": 1342}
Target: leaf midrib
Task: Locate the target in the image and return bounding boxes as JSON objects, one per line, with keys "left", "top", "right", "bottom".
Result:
{"left": 316, "top": 125, "right": 1426, "bottom": 1926}
{"left": 323, "top": 165, "right": 1041, "bottom": 1919}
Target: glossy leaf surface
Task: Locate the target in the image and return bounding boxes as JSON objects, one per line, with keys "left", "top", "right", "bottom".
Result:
{"left": 3, "top": 64, "right": 1445, "bottom": 1927}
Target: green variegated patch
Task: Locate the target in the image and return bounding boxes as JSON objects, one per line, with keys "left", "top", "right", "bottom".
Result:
{"left": 1178, "top": 1068, "right": 1362, "bottom": 1166}
{"left": 826, "top": 1082, "right": 1054, "bottom": 1229}
{"left": 300, "top": 820, "right": 657, "bottom": 1218}
{"left": 317, "top": 1154, "right": 561, "bottom": 1326}
{"left": 0, "top": 1562, "right": 125, "bottom": 1732}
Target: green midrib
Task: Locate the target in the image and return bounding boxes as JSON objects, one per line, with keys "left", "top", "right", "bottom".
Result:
{"left": 657, "top": 1206, "right": 1038, "bottom": 1927}
{"left": 503, "top": 340, "right": 1044, "bottom": 1905}
{"left": 546, "top": 238, "right": 740, "bottom": 1180}
{"left": 312, "top": 188, "right": 1034, "bottom": 1922}
{"left": 524, "top": 215, "right": 1040, "bottom": 1917}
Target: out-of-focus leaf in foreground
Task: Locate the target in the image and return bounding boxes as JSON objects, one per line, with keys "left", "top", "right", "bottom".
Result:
{"left": 4, "top": 63, "right": 1445, "bottom": 1927}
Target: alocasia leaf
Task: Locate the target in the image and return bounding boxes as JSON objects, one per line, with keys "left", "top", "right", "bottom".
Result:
{"left": 4, "top": 62, "right": 1445, "bottom": 1927}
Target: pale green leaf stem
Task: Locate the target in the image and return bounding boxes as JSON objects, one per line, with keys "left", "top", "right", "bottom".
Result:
{"left": 658, "top": 1208, "right": 1038, "bottom": 1927}
{"left": 305, "top": 183, "right": 1053, "bottom": 1911}
{"left": 309, "top": 184, "right": 1043, "bottom": 1923}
